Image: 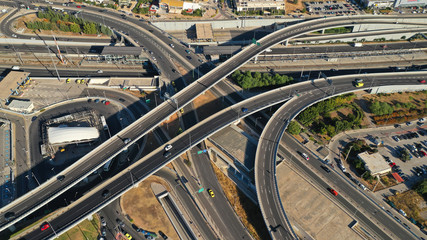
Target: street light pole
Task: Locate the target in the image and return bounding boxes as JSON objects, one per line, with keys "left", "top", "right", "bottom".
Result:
{"left": 32, "top": 172, "right": 40, "bottom": 186}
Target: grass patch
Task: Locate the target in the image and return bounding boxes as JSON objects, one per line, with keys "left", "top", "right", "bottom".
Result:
{"left": 56, "top": 215, "right": 100, "bottom": 240}
{"left": 388, "top": 190, "right": 427, "bottom": 228}
{"left": 211, "top": 162, "right": 269, "bottom": 240}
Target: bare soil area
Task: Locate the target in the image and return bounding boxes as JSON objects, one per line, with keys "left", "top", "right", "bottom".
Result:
{"left": 192, "top": 90, "right": 225, "bottom": 121}
{"left": 211, "top": 162, "right": 269, "bottom": 240}
{"left": 388, "top": 190, "right": 427, "bottom": 228}
{"left": 121, "top": 176, "right": 179, "bottom": 240}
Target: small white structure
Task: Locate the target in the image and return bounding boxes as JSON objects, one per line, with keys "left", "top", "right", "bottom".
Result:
{"left": 8, "top": 100, "right": 34, "bottom": 113}
{"left": 358, "top": 152, "right": 391, "bottom": 176}
{"left": 47, "top": 126, "right": 99, "bottom": 145}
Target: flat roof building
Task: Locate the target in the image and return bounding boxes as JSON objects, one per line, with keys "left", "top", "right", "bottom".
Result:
{"left": 0, "top": 71, "right": 31, "bottom": 103}
{"left": 358, "top": 152, "right": 391, "bottom": 176}
{"left": 363, "top": 0, "right": 394, "bottom": 8}
{"left": 234, "top": 0, "right": 285, "bottom": 12}
{"left": 8, "top": 100, "right": 34, "bottom": 113}
{"left": 394, "top": 0, "right": 427, "bottom": 7}
{"left": 195, "top": 23, "right": 214, "bottom": 41}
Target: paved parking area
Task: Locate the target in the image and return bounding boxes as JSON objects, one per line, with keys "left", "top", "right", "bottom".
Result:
{"left": 305, "top": 0, "right": 363, "bottom": 16}
{"left": 329, "top": 122, "right": 427, "bottom": 194}
{"left": 379, "top": 125, "right": 427, "bottom": 188}
{"left": 22, "top": 78, "right": 86, "bottom": 109}
{"left": 277, "top": 162, "right": 362, "bottom": 240}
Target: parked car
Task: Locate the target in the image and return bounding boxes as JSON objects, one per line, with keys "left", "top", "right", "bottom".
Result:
{"left": 159, "top": 230, "right": 168, "bottom": 239}
{"left": 116, "top": 218, "right": 125, "bottom": 228}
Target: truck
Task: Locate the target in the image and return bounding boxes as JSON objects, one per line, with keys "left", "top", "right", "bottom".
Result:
{"left": 11, "top": 66, "right": 20, "bottom": 70}
{"left": 100, "top": 115, "right": 108, "bottom": 131}
{"left": 353, "top": 42, "right": 363, "bottom": 47}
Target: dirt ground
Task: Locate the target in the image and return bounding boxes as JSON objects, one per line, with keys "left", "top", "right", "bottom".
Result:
{"left": 192, "top": 90, "right": 225, "bottom": 121}
{"left": 211, "top": 162, "right": 269, "bottom": 240}
{"left": 388, "top": 190, "right": 427, "bottom": 228}
{"left": 286, "top": 0, "right": 305, "bottom": 14}
{"left": 121, "top": 176, "right": 179, "bottom": 240}
{"left": 363, "top": 91, "right": 427, "bottom": 112}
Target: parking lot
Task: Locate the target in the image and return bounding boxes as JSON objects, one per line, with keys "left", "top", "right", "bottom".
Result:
{"left": 376, "top": 122, "right": 427, "bottom": 187}
{"left": 305, "top": 0, "right": 363, "bottom": 16}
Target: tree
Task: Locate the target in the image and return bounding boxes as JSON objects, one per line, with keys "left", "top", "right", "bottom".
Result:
{"left": 69, "top": 23, "right": 81, "bottom": 33}
{"left": 287, "top": 121, "right": 301, "bottom": 135}
{"left": 59, "top": 23, "right": 69, "bottom": 32}
{"left": 414, "top": 179, "right": 427, "bottom": 197}
{"left": 83, "top": 22, "right": 97, "bottom": 34}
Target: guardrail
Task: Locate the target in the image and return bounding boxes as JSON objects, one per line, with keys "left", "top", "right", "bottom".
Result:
{"left": 2, "top": 14, "right": 425, "bottom": 232}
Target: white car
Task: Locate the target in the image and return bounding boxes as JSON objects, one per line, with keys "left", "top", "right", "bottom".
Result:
{"left": 338, "top": 163, "right": 346, "bottom": 172}
{"left": 301, "top": 153, "right": 309, "bottom": 160}
{"left": 169, "top": 43, "right": 174, "bottom": 48}
{"left": 123, "top": 138, "right": 131, "bottom": 144}
{"left": 420, "top": 118, "right": 425, "bottom": 122}
{"left": 97, "top": 70, "right": 103, "bottom": 73}
{"left": 164, "top": 144, "right": 172, "bottom": 151}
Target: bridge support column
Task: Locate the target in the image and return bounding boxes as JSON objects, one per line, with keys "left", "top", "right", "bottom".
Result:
{"left": 321, "top": 29, "right": 325, "bottom": 34}
{"left": 254, "top": 55, "right": 258, "bottom": 63}
{"left": 284, "top": 39, "right": 289, "bottom": 46}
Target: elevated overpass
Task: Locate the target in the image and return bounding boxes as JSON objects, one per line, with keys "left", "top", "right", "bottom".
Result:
{"left": 1, "top": 15, "right": 426, "bottom": 233}
{"left": 255, "top": 72, "right": 427, "bottom": 240}
{"left": 16, "top": 71, "right": 427, "bottom": 239}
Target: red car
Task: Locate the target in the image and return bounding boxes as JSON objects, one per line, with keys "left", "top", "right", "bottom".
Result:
{"left": 329, "top": 188, "right": 338, "bottom": 196}
{"left": 76, "top": 5, "right": 82, "bottom": 8}
{"left": 419, "top": 79, "right": 426, "bottom": 84}
{"left": 389, "top": 162, "right": 396, "bottom": 167}
{"left": 104, "top": 101, "right": 110, "bottom": 105}
{"left": 41, "top": 223, "right": 50, "bottom": 231}
{"left": 420, "top": 151, "right": 427, "bottom": 157}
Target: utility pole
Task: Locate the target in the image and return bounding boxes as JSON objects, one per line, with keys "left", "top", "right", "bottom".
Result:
{"left": 47, "top": 46, "right": 61, "bottom": 82}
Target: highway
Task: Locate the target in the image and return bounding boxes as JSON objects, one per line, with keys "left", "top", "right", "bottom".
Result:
{"left": 256, "top": 73, "right": 427, "bottom": 240}
{"left": 1, "top": 14, "right": 426, "bottom": 233}
{"left": 18, "top": 74, "right": 293, "bottom": 239}
{"left": 17, "top": 71, "right": 427, "bottom": 239}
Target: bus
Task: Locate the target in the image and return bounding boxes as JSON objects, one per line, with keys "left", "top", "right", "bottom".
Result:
{"left": 103, "top": 160, "right": 113, "bottom": 172}
{"left": 100, "top": 116, "right": 108, "bottom": 131}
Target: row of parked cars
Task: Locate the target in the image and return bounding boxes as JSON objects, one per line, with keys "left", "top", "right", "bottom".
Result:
{"left": 392, "top": 129, "right": 427, "bottom": 142}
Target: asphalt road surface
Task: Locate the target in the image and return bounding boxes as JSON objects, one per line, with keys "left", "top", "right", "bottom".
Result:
{"left": 17, "top": 71, "right": 427, "bottom": 239}
{"left": 2, "top": 14, "right": 425, "bottom": 233}
{"left": 256, "top": 73, "right": 427, "bottom": 240}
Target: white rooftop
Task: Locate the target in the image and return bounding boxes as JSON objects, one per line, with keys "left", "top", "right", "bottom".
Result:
{"left": 8, "top": 100, "right": 33, "bottom": 110}
{"left": 47, "top": 126, "right": 99, "bottom": 145}
{"left": 358, "top": 152, "right": 391, "bottom": 175}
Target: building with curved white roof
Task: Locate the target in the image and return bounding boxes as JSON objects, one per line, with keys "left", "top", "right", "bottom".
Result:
{"left": 47, "top": 127, "right": 100, "bottom": 145}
